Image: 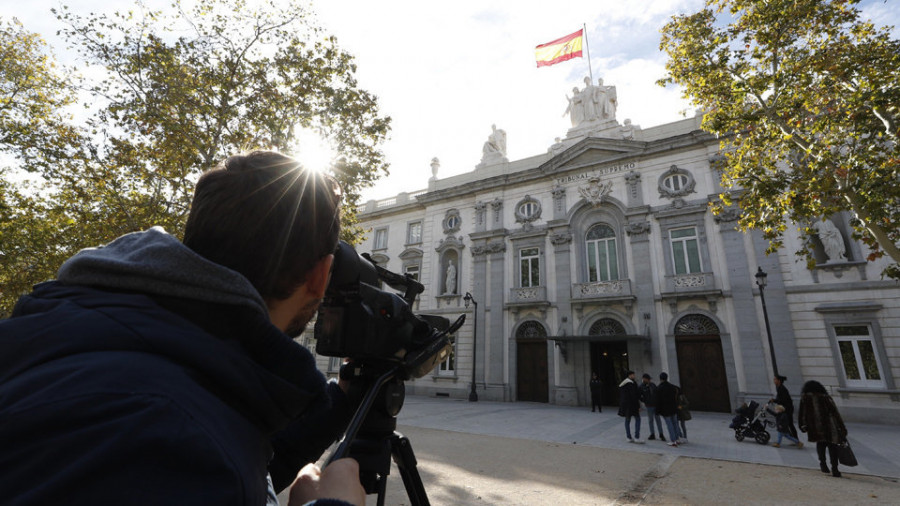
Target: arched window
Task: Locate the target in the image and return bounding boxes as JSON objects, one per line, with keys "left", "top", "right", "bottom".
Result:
{"left": 516, "top": 320, "right": 547, "bottom": 339}
{"left": 589, "top": 318, "right": 627, "bottom": 336}
{"left": 674, "top": 314, "right": 719, "bottom": 335}
{"left": 586, "top": 224, "right": 619, "bottom": 282}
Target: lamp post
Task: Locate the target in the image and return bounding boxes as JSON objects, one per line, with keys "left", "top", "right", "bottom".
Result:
{"left": 463, "top": 292, "right": 478, "bottom": 402}
{"left": 755, "top": 267, "right": 779, "bottom": 378}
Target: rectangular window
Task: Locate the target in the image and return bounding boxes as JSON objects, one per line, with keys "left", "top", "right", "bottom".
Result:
{"left": 404, "top": 264, "right": 420, "bottom": 282}
{"left": 587, "top": 239, "right": 618, "bottom": 281}
{"left": 373, "top": 227, "right": 388, "bottom": 250}
{"left": 671, "top": 227, "right": 701, "bottom": 274}
{"left": 835, "top": 325, "right": 885, "bottom": 388}
{"left": 438, "top": 338, "right": 456, "bottom": 375}
{"left": 406, "top": 221, "right": 422, "bottom": 245}
{"left": 519, "top": 247, "right": 540, "bottom": 287}
{"left": 327, "top": 356, "right": 342, "bottom": 373}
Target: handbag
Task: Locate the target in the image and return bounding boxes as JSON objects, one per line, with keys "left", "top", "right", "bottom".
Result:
{"left": 837, "top": 440, "right": 858, "bottom": 467}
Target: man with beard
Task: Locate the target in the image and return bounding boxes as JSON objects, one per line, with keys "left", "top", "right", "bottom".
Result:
{"left": 0, "top": 151, "right": 363, "bottom": 505}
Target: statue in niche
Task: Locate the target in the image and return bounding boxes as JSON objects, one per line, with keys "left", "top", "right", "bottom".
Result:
{"left": 813, "top": 218, "right": 846, "bottom": 262}
{"left": 445, "top": 260, "right": 457, "bottom": 295}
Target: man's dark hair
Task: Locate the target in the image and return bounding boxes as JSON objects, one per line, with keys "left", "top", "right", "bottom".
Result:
{"left": 642, "top": 373, "right": 651, "bottom": 380}
{"left": 184, "top": 150, "right": 342, "bottom": 301}
{"left": 659, "top": 372, "right": 668, "bottom": 381}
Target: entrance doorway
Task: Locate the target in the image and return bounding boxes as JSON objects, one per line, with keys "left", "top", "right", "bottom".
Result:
{"left": 674, "top": 314, "right": 730, "bottom": 413}
{"left": 517, "top": 340, "right": 549, "bottom": 402}
{"left": 589, "top": 340, "right": 629, "bottom": 407}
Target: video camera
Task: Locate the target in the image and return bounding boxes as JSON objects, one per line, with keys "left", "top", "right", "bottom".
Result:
{"left": 315, "top": 241, "right": 463, "bottom": 379}
{"left": 315, "top": 241, "right": 465, "bottom": 503}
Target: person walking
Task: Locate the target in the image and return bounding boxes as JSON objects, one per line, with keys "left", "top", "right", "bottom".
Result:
{"left": 676, "top": 390, "right": 691, "bottom": 443}
{"left": 657, "top": 372, "right": 682, "bottom": 447}
{"left": 639, "top": 374, "right": 665, "bottom": 441}
{"left": 799, "top": 380, "right": 848, "bottom": 477}
{"left": 772, "top": 375, "right": 798, "bottom": 440}
{"left": 770, "top": 404, "right": 803, "bottom": 449}
{"left": 618, "top": 371, "right": 642, "bottom": 443}
{"left": 590, "top": 372, "right": 603, "bottom": 413}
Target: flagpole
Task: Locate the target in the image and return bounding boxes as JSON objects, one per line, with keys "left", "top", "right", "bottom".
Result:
{"left": 583, "top": 22, "right": 593, "bottom": 82}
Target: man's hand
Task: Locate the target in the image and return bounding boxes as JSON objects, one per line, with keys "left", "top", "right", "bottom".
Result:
{"left": 288, "top": 459, "right": 365, "bottom": 506}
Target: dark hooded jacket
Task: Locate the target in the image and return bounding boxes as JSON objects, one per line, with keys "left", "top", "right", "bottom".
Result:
{"left": 618, "top": 378, "right": 640, "bottom": 417}
{"left": 0, "top": 227, "right": 348, "bottom": 504}
{"left": 798, "top": 391, "right": 847, "bottom": 444}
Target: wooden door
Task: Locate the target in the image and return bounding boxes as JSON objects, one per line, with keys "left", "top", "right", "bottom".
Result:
{"left": 675, "top": 335, "right": 730, "bottom": 412}
{"left": 517, "top": 340, "right": 549, "bottom": 403}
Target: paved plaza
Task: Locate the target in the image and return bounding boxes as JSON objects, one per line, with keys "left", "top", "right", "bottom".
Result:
{"left": 395, "top": 395, "right": 900, "bottom": 480}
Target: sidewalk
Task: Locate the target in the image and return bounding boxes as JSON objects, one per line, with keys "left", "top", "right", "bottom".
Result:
{"left": 395, "top": 395, "right": 900, "bottom": 480}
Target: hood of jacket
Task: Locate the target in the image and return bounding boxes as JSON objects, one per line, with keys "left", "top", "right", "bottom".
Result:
{"left": 56, "top": 226, "right": 269, "bottom": 314}
{"left": 4, "top": 227, "right": 327, "bottom": 435}
{"left": 619, "top": 378, "right": 634, "bottom": 388}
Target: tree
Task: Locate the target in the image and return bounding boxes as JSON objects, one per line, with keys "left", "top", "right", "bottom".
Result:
{"left": 0, "top": 0, "right": 391, "bottom": 314}
{"left": 659, "top": 0, "right": 900, "bottom": 277}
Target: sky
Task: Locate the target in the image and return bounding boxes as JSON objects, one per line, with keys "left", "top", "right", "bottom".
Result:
{"left": 5, "top": 0, "right": 898, "bottom": 202}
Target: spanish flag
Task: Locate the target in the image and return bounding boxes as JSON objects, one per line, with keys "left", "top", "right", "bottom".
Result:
{"left": 535, "top": 29, "right": 583, "bottom": 68}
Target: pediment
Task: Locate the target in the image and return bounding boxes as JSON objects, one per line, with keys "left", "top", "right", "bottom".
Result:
{"left": 543, "top": 137, "right": 643, "bottom": 173}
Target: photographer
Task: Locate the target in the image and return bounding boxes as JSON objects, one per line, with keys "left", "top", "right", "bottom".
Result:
{"left": 0, "top": 151, "right": 363, "bottom": 505}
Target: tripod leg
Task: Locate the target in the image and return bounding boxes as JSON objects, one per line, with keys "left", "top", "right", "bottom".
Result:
{"left": 390, "top": 432, "right": 430, "bottom": 506}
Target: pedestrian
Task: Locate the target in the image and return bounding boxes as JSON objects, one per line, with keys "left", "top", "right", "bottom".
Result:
{"left": 639, "top": 373, "right": 665, "bottom": 441}
{"left": 590, "top": 372, "right": 603, "bottom": 413}
{"left": 618, "top": 371, "right": 643, "bottom": 443}
{"left": 0, "top": 151, "right": 364, "bottom": 505}
{"left": 771, "top": 375, "right": 798, "bottom": 439}
{"left": 799, "top": 380, "right": 848, "bottom": 477}
{"left": 657, "top": 372, "right": 683, "bottom": 447}
{"left": 769, "top": 404, "right": 803, "bottom": 448}
{"left": 676, "top": 390, "right": 691, "bottom": 443}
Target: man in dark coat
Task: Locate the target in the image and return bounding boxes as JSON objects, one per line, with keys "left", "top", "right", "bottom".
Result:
{"left": 618, "top": 371, "right": 642, "bottom": 442}
{"left": 640, "top": 373, "right": 665, "bottom": 441}
{"left": 0, "top": 151, "right": 363, "bottom": 505}
{"left": 772, "top": 375, "right": 798, "bottom": 439}
{"left": 590, "top": 372, "right": 603, "bottom": 412}
{"left": 657, "top": 372, "right": 682, "bottom": 446}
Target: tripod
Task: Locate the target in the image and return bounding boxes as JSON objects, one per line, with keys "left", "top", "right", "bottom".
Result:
{"left": 326, "top": 365, "right": 430, "bottom": 506}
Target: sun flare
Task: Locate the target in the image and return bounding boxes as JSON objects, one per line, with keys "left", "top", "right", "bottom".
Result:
{"left": 293, "top": 128, "right": 336, "bottom": 174}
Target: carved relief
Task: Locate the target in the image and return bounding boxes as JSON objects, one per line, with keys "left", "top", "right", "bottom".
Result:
{"left": 714, "top": 207, "right": 741, "bottom": 223}
{"left": 673, "top": 274, "right": 706, "bottom": 288}
{"left": 625, "top": 171, "right": 641, "bottom": 201}
{"left": 550, "top": 232, "right": 573, "bottom": 245}
{"left": 474, "top": 201, "right": 487, "bottom": 227}
{"left": 625, "top": 221, "right": 651, "bottom": 236}
{"left": 491, "top": 198, "right": 503, "bottom": 225}
{"left": 578, "top": 177, "right": 613, "bottom": 207}
{"left": 551, "top": 185, "right": 566, "bottom": 214}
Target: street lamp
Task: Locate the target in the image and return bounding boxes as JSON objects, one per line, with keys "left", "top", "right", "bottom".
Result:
{"left": 463, "top": 292, "right": 478, "bottom": 402}
{"left": 755, "top": 267, "right": 779, "bottom": 378}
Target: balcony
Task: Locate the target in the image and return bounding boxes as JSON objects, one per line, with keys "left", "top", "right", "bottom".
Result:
{"left": 508, "top": 285, "right": 548, "bottom": 306}
{"left": 570, "top": 279, "right": 636, "bottom": 317}
{"left": 663, "top": 272, "right": 717, "bottom": 295}
{"left": 572, "top": 279, "right": 633, "bottom": 301}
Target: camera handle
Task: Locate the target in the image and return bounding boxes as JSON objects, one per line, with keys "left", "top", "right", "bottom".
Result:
{"left": 325, "top": 365, "right": 430, "bottom": 506}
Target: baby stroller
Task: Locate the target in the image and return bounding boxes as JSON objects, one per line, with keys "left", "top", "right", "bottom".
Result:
{"left": 730, "top": 400, "right": 772, "bottom": 444}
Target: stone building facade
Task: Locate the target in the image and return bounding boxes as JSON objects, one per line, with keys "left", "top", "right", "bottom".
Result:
{"left": 307, "top": 80, "right": 900, "bottom": 423}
